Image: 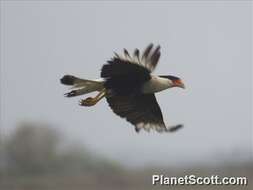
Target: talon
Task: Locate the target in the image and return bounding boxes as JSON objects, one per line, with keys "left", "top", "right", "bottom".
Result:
{"left": 79, "top": 97, "right": 96, "bottom": 107}
{"left": 78, "top": 88, "right": 106, "bottom": 107}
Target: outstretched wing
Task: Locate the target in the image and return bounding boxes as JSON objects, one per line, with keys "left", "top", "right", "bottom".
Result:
{"left": 101, "top": 56, "right": 151, "bottom": 96}
{"left": 101, "top": 44, "right": 160, "bottom": 95}
{"left": 111, "top": 43, "right": 161, "bottom": 72}
{"left": 106, "top": 94, "right": 182, "bottom": 133}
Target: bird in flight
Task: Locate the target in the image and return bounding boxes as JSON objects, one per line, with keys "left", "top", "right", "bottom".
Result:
{"left": 60, "top": 44, "right": 185, "bottom": 133}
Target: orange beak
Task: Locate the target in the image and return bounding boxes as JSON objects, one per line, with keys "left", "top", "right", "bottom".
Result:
{"left": 173, "top": 79, "right": 185, "bottom": 89}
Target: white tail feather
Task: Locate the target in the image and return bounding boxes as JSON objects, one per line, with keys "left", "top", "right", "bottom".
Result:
{"left": 61, "top": 75, "right": 105, "bottom": 97}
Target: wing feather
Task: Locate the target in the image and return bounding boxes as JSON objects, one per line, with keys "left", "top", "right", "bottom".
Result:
{"left": 107, "top": 44, "right": 161, "bottom": 72}
{"left": 106, "top": 94, "right": 181, "bottom": 132}
{"left": 133, "top": 49, "right": 140, "bottom": 63}
{"left": 141, "top": 43, "right": 154, "bottom": 63}
{"left": 149, "top": 45, "right": 161, "bottom": 70}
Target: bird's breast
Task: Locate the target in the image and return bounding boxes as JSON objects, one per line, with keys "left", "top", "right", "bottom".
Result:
{"left": 141, "top": 75, "right": 171, "bottom": 94}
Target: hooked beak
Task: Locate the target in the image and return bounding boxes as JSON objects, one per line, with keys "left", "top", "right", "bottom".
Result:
{"left": 173, "top": 79, "right": 185, "bottom": 89}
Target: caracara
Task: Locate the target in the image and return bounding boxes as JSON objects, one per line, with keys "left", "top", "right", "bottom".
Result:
{"left": 60, "top": 44, "right": 185, "bottom": 133}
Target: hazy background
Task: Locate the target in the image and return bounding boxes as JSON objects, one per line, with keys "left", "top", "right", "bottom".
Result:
{"left": 0, "top": 1, "right": 252, "bottom": 189}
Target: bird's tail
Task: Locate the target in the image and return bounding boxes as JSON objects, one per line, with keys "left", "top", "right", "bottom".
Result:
{"left": 60, "top": 75, "right": 105, "bottom": 97}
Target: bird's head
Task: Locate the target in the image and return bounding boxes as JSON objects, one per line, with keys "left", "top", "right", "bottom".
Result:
{"left": 159, "top": 75, "right": 185, "bottom": 89}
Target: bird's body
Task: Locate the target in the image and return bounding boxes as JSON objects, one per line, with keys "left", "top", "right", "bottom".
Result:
{"left": 61, "top": 44, "right": 185, "bottom": 133}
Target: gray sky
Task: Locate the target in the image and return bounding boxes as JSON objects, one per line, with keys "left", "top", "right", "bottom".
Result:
{"left": 1, "top": 1, "right": 252, "bottom": 167}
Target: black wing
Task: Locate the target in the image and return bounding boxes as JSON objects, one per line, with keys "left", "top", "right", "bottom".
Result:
{"left": 101, "top": 57, "right": 151, "bottom": 96}
{"left": 101, "top": 44, "right": 161, "bottom": 95}
{"left": 106, "top": 94, "right": 182, "bottom": 132}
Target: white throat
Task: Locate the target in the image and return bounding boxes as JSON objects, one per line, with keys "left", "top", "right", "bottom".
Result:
{"left": 142, "top": 75, "right": 172, "bottom": 94}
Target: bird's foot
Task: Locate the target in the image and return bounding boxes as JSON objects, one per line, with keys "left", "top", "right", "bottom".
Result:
{"left": 79, "top": 97, "right": 97, "bottom": 107}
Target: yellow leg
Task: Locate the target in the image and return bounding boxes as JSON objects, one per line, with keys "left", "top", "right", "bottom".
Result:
{"left": 79, "top": 88, "right": 106, "bottom": 107}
